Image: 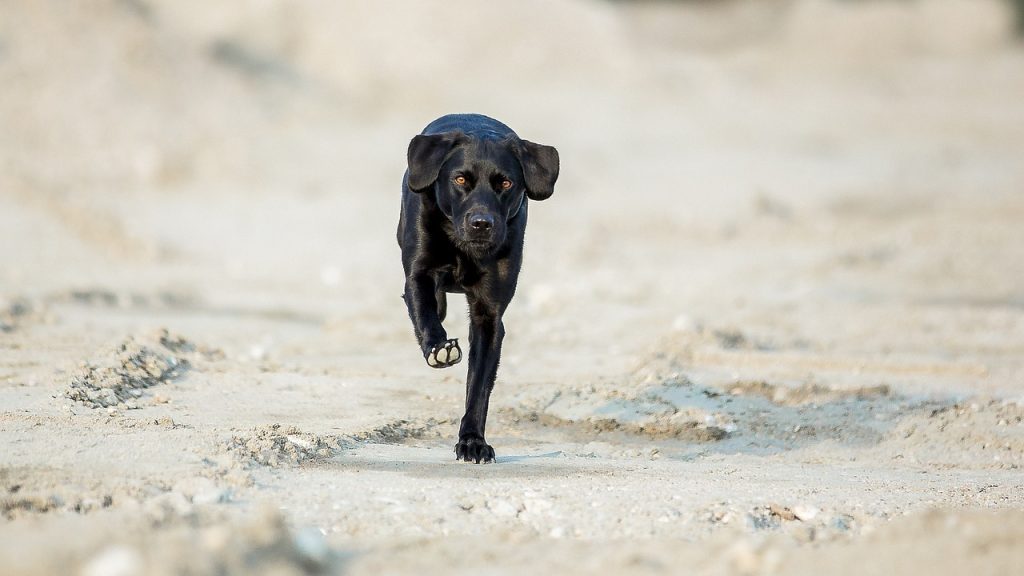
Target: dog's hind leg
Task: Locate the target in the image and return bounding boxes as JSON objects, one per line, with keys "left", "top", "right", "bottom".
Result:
{"left": 435, "top": 286, "right": 448, "bottom": 323}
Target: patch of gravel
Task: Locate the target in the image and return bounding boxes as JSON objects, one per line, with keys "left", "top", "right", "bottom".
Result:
{"left": 1, "top": 484, "right": 115, "bottom": 521}
{"left": 502, "top": 407, "right": 730, "bottom": 442}
{"left": 225, "top": 425, "right": 351, "bottom": 468}
{"left": 724, "top": 380, "right": 891, "bottom": 406}
{"left": 695, "top": 500, "right": 864, "bottom": 544}
{"left": 64, "top": 329, "right": 216, "bottom": 409}
{"left": 0, "top": 297, "right": 39, "bottom": 332}
{"left": 53, "top": 288, "right": 200, "bottom": 310}
{"left": 352, "top": 418, "right": 452, "bottom": 444}
{"left": 888, "top": 398, "right": 1024, "bottom": 469}
{"left": 6, "top": 507, "right": 339, "bottom": 576}
{"left": 1, "top": 493, "right": 67, "bottom": 520}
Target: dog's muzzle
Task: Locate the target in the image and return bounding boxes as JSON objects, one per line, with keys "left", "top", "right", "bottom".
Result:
{"left": 465, "top": 211, "right": 496, "bottom": 242}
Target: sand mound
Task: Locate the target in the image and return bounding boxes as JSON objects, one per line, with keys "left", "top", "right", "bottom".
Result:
{"left": 502, "top": 406, "right": 730, "bottom": 443}
{"left": 506, "top": 372, "right": 934, "bottom": 452}
{"left": 225, "top": 424, "right": 349, "bottom": 468}
{"left": 0, "top": 508, "right": 338, "bottom": 576}
{"left": 724, "top": 380, "right": 891, "bottom": 406}
{"left": 65, "top": 329, "right": 208, "bottom": 409}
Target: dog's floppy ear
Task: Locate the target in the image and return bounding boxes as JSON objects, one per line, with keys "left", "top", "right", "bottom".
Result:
{"left": 407, "top": 131, "right": 464, "bottom": 191}
{"left": 515, "top": 139, "right": 560, "bottom": 201}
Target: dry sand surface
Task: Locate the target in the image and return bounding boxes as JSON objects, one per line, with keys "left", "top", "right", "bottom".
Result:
{"left": 2, "top": 0, "right": 1024, "bottom": 574}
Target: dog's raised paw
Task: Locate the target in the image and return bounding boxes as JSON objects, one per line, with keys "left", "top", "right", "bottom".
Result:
{"left": 425, "top": 339, "right": 462, "bottom": 369}
{"left": 455, "top": 436, "right": 495, "bottom": 463}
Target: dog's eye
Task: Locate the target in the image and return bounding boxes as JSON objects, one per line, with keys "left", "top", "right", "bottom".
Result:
{"left": 500, "top": 179, "right": 513, "bottom": 190}
{"left": 454, "top": 176, "right": 467, "bottom": 186}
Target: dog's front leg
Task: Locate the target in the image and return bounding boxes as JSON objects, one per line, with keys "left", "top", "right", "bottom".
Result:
{"left": 404, "top": 273, "right": 462, "bottom": 368}
{"left": 456, "top": 303, "right": 504, "bottom": 463}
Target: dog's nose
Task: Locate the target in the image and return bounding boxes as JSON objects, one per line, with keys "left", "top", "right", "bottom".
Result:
{"left": 469, "top": 214, "right": 494, "bottom": 232}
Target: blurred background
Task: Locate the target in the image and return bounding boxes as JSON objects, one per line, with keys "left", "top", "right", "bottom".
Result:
{"left": 3, "top": 0, "right": 1022, "bottom": 381}
{"left": 2, "top": 2, "right": 1024, "bottom": 573}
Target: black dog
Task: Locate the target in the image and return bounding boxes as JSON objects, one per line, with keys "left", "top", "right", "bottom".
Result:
{"left": 397, "top": 114, "right": 559, "bottom": 463}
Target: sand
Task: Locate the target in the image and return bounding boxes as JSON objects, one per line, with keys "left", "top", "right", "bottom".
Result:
{"left": 2, "top": 0, "right": 1024, "bottom": 574}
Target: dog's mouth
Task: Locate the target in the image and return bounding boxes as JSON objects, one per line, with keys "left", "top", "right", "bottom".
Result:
{"left": 456, "top": 235, "right": 499, "bottom": 254}
{"left": 463, "top": 238, "right": 495, "bottom": 250}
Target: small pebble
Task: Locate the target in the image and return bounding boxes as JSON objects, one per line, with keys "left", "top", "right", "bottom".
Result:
{"left": 293, "top": 527, "right": 331, "bottom": 568}
{"left": 792, "top": 505, "right": 820, "bottom": 521}
{"left": 81, "top": 545, "right": 142, "bottom": 576}
{"left": 487, "top": 498, "right": 518, "bottom": 517}
{"left": 769, "top": 504, "right": 796, "bottom": 521}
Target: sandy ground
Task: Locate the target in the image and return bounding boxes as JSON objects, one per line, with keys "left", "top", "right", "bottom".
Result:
{"left": 2, "top": 0, "right": 1024, "bottom": 574}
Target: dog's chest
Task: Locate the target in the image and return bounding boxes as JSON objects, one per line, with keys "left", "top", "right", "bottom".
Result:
{"left": 432, "top": 254, "right": 490, "bottom": 293}
{"left": 453, "top": 255, "right": 485, "bottom": 288}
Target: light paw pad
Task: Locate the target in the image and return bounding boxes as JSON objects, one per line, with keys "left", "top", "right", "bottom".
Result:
{"left": 425, "top": 339, "right": 462, "bottom": 368}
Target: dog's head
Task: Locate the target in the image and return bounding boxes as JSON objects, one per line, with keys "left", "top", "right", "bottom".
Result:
{"left": 406, "top": 131, "right": 559, "bottom": 254}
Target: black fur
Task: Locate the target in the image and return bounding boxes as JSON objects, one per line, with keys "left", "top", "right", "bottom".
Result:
{"left": 397, "top": 114, "right": 559, "bottom": 463}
